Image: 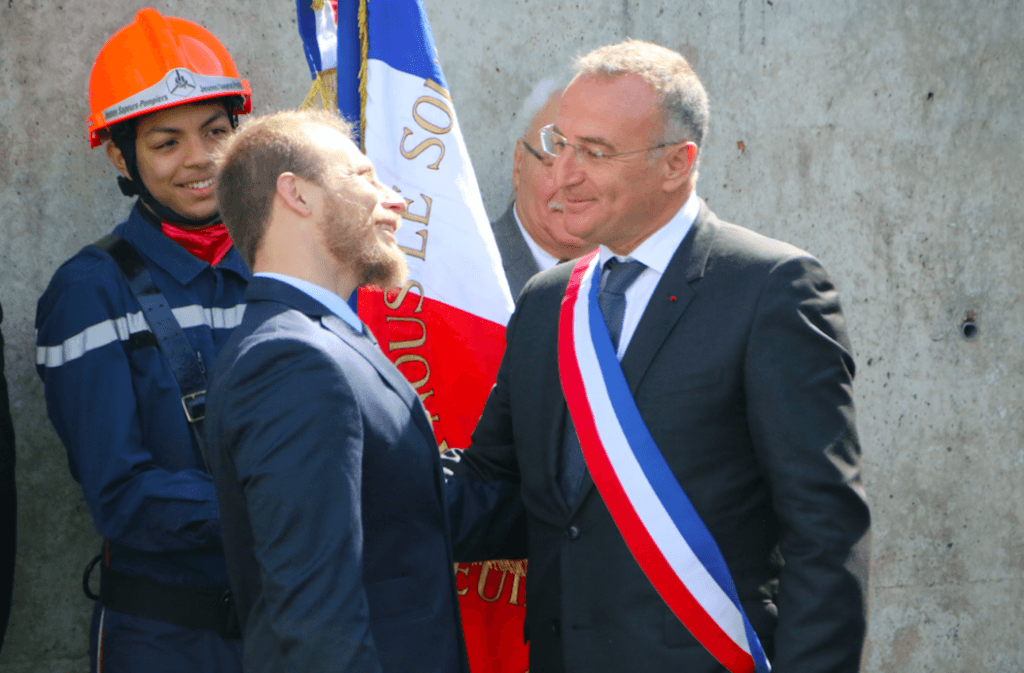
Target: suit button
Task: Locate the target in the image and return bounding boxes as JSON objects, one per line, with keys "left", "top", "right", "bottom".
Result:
{"left": 551, "top": 619, "right": 561, "bottom": 636}
{"left": 565, "top": 525, "right": 580, "bottom": 540}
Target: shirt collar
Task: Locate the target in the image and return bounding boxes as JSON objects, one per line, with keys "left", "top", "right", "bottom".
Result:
{"left": 254, "top": 272, "right": 363, "bottom": 334}
{"left": 598, "top": 191, "right": 700, "bottom": 272}
{"left": 122, "top": 203, "right": 251, "bottom": 285}
{"left": 513, "top": 202, "right": 561, "bottom": 272}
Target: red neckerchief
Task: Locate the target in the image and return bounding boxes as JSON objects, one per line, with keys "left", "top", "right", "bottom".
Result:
{"left": 161, "top": 222, "right": 234, "bottom": 266}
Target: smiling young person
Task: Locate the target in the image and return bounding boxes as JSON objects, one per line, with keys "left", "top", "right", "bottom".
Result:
{"left": 34, "top": 9, "right": 252, "bottom": 673}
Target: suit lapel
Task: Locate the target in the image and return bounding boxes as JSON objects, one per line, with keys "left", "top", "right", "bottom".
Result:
{"left": 248, "top": 276, "right": 437, "bottom": 450}
{"left": 319, "top": 314, "right": 437, "bottom": 447}
{"left": 619, "top": 204, "right": 717, "bottom": 394}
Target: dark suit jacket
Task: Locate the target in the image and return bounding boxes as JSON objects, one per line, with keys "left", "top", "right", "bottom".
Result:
{"left": 491, "top": 203, "right": 540, "bottom": 300}
{"left": 205, "top": 277, "right": 469, "bottom": 673}
{"left": 448, "top": 202, "right": 870, "bottom": 672}
{"left": 0, "top": 302, "right": 15, "bottom": 651}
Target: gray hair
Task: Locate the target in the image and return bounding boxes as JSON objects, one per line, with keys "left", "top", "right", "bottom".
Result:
{"left": 573, "top": 39, "right": 709, "bottom": 157}
{"left": 510, "top": 76, "right": 568, "bottom": 149}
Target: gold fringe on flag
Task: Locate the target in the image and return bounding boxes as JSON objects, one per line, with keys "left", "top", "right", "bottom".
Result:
{"left": 301, "top": 68, "right": 339, "bottom": 111}
{"left": 472, "top": 559, "right": 528, "bottom": 577}
{"left": 299, "top": 1, "right": 367, "bottom": 150}
{"left": 357, "top": 0, "right": 369, "bottom": 152}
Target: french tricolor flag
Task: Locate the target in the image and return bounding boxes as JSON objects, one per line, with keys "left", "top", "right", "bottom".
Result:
{"left": 296, "top": 2, "right": 526, "bottom": 672}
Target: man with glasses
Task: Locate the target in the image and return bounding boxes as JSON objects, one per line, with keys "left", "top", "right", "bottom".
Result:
{"left": 446, "top": 40, "right": 870, "bottom": 672}
{"left": 490, "top": 82, "right": 596, "bottom": 298}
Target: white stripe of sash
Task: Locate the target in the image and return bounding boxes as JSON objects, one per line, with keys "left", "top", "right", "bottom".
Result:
{"left": 572, "top": 263, "right": 751, "bottom": 654}
{"left": 36, "top": 304, "right": 246, "bottom": 369}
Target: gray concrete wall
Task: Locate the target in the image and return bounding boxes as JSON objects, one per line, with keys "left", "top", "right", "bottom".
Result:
{"left": 2, "top": 0, "right": 1021, "bottom": 671}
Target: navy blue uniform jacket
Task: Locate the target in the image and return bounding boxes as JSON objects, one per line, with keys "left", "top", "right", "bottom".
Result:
{"left": 204, "top": 277, "right": 469, "bottom": 673}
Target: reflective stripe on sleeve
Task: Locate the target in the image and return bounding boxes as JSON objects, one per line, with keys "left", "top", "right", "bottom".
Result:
{"left": 172, "top": 303, "right": 247, "bottom": 330}
{"left": 37, "top": 303, "right": 246, "bottom": 368}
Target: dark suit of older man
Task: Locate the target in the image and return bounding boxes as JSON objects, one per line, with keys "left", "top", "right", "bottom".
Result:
{"left": 449, "top": 202, "right": 869, "bottom": 672}
{"left": 445, "top": 40, "right": 869, "bottom": 673}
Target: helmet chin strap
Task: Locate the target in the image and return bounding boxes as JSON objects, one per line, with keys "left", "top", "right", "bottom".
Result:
{"left": 111, "top": 121, "right": 222, "bottom": 228}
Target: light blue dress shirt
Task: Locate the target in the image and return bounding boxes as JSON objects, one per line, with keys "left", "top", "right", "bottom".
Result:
{"left": 254, "top": 272, "right": 363, "bottom": 334}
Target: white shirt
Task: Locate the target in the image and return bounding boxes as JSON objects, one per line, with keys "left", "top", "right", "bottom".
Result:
{"left": 254, "top": 272, "right": 364, "bottom": 334}
{"left": 513, "top": 203, "right": 562, "bottom": 273}
{"left": 598, "top": 192, "right": 700, "bottom": 360}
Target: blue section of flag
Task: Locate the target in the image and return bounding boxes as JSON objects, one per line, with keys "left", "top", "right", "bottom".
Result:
{"left": 584, "top": 273, "right": 770, "bottom": 672}
{"left": 365, "top": 0, "right": 447, "bottom": 87}
{"left": 295, "top": 0, "right": 323, "bottom": 77}
{"left": 334, "top": 0, "right": 449, "bottom": 136}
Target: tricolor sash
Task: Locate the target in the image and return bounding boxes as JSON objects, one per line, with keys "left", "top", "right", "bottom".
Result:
{"left": 557, "top": 252, "right": 771, "bottom": 673}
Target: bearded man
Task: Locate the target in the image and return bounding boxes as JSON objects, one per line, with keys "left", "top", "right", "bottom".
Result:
{"left": 204, "top": 109, "right": 470, "bottom": 673}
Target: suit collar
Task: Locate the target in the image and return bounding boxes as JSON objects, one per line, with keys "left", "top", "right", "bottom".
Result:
{"left": 511, "top": 203, "right": 560, "bottom": 271}
{"left": 253, "top": 272, "right": 363, "bottom": 333}
{"left": 245, "top": 275, "right": 334, "bottom": 317}
{"left": 492, "top": 202, "right": 541, "bottom": 299}
{"left": 674, "top": 198, "right": 716, "bottom": 282}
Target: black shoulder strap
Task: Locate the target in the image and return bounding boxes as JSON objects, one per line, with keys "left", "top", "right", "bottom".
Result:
{"left": 92, "top": 234, "right": 208, "bottom": 454}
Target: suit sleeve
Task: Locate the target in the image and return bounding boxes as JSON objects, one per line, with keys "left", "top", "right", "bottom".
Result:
{"left": 222, "top": 336, "right": 382, "bottom": 672}
{"left": 744, "top": 255, "right": 870, "bottom": 672}
{"left": 34, "top": 259, "right": 220, "bottom": 552}
{"left": 443, "top": 296, "right": 529, "bottom": 562}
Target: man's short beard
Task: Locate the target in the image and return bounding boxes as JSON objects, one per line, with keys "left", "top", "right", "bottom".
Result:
{"left": 322, "top": 194, "right": 408, "bottom": 290}
{"left": 353, "top": 230, "right": 408, "bottom": 290}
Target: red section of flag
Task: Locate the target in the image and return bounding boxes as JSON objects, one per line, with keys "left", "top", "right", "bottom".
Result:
{"left": 359, "top": 285, "right": 529, "bottom": 673}
{"left": 358, "top": 287, "right": 503, "bottom": 448}
{"left": 455, "top": 561, "right": 529, "bottom": 673}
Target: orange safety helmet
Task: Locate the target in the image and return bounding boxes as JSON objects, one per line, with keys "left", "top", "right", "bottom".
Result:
{"left": 87, "top": 8, "right": 252, "bottom": 148}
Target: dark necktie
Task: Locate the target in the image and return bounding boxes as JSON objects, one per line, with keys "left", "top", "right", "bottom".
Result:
{"left": 558, "top": 258, "right": 647, "bottom": 505}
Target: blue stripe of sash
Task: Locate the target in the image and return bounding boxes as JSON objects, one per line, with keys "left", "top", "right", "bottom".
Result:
{"left": 364, "top": 0, "right": 448, "bottom": 87}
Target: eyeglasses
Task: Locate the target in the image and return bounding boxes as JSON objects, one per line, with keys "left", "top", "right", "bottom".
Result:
{"left": 539, "top": 124, "right": 683, "bottom": 165}
{"left": 520, "top": 138, "right": 551, "bottom": 165}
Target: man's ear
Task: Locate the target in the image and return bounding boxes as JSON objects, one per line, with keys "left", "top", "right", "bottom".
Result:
{"left": 662, "top": 141, "right": 698, "bottom": 193}
{"left": 276, "top": 172, "right": 316, "bottom": 217}
{"left": 105, "top": 141, "right": 131, "bottom": 179}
